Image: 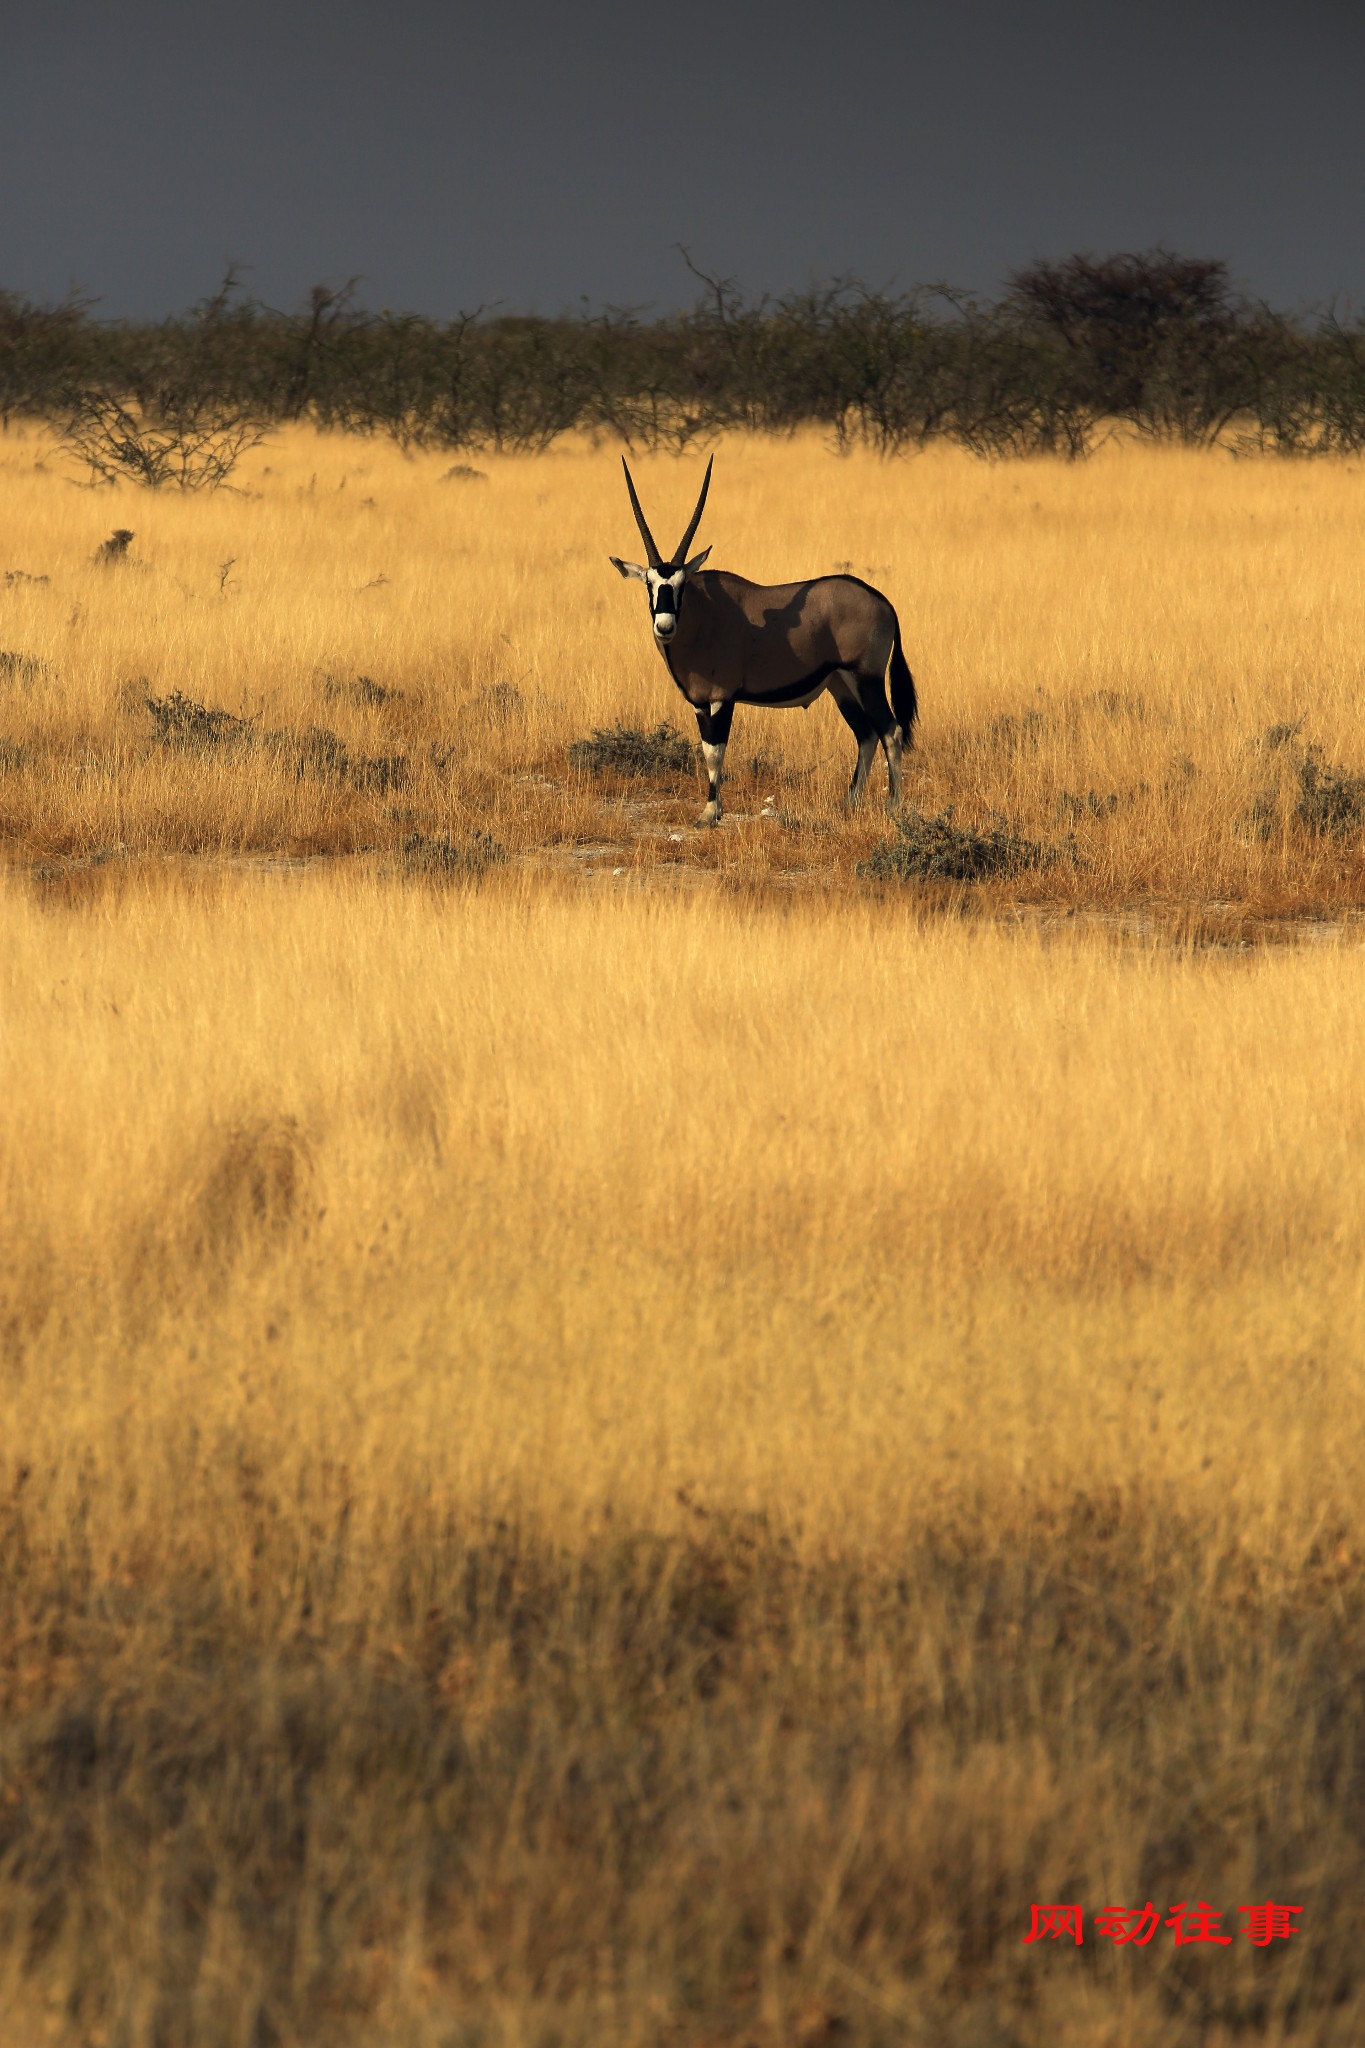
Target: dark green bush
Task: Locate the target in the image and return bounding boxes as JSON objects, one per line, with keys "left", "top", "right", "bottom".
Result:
{"left": 1241, "top": 740, "right": 1365, "bottom": 842}
{"left": 569, "top": 723, "right": 696, "bottom": 777}
{"left": 1293, "top": 748, "right": 1365, "bottom": 838}
{"left": 144, "top": 689, "right": 254, "bottom": 751}
{"left": 859, "top": 806, "right": 1067, "bottom": 882}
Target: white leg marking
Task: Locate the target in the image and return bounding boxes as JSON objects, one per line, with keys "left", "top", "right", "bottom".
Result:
{"left": 699, "top": 737, "right": 726, "bottom": 826}
{"left": 881, "top": 724, "right": 904, "bottom": 808}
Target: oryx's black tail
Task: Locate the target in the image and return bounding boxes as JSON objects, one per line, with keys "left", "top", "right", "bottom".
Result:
{"left": 889, "top": 615, "right": 918, "bottom": 740}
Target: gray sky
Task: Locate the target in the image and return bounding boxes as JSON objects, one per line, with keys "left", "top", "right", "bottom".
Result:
{"left": 3, "top": 0, "right": 1362, "bottom": 319}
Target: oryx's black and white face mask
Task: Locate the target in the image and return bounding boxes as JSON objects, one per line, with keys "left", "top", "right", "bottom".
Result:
{"left": 611, "top": 558, "right": 712, "bottom": 643}
{"left": 609, "top": 456, "right": 714, "bottom": 644}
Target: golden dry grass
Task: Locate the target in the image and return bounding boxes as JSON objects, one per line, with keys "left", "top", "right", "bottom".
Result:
{"left": 0, "top": 422, "right": 1363, "bottom": 915}
{"left": 3, "top": 866, "right": 1365, "bottom": 2044}
{"left": 3, "top": 426, "right": 1365, "bottom": 2044}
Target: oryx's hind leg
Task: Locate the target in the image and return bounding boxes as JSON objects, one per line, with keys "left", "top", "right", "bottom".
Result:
{"left": 830, "top": 675, "right": 879, "bottom": 810}
{"left": 851, "top": 673, "right": 904, "bottom": 812}
{"left": 694, "top": 699, "right": 734, "bottom": 827}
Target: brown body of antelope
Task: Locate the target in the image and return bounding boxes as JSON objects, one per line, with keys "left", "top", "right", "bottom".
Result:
{"left": 610, "top": 456, "right": 918, "bottom": 825}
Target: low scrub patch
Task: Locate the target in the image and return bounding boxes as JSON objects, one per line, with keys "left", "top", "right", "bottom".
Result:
{"left": 295, "top": 725, "right": 409, "bottom": 795}
{"left": 141, "top": 691, "right": 410, "bottom": 793}
{"left": 145, "top": 688, "right": 254, "bottom": 751}
{"left": 1294, "top": 746, "right": 1365, "bottom": 838}
{"left": 401, "top": 829, "right": 507, "bottom": 877}
{"left": 0, "top": 649, "right": 50, "bottom": 684}
{"left": 569, "top": 722, "right": 695, "bottom": 776}
{"left": 1242, "top": 741, "right": 1365, "bottom": 842}
{"left": 982, "top": 707, "right": 1049, "bottom": 754}
{"left": 1056, "top": 786, "right": 1121, "bottom": 823}
{"left": 859, "top": 805, "right": 1068, "bottom": 882}
{"left": 321, "top": 672, "right": 406, "bottom": 708}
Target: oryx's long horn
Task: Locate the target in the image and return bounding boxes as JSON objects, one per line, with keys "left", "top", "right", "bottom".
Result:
{"left": 674, "top": 455, "right": 713, "bottom": 564}
{"left": 621, "top": 458, "right": 662, "bottom": 569}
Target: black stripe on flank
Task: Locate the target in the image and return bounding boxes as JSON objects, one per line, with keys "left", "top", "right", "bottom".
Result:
{"left": 735, "top": 662, "right": 841, "bottom": 706}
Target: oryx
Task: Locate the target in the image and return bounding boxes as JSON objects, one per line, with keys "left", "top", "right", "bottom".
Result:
{"left": 610, "top": 456, "right": 917, "bottom": 825}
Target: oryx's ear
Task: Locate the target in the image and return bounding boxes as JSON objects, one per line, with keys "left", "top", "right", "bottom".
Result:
{"left": 684, "top": 546, "right": 711, "bottom": 573}
{"left": 610, "top": 555, "right": 647, "bottom": 581}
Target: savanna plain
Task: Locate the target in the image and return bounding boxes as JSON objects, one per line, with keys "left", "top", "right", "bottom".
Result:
{"left": 2, "top": 427, "right": 1365, "bottom": 2046}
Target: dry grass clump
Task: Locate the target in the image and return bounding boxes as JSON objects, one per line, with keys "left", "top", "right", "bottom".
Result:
{"left": 2, "top": 869, "right": 1364, "bottom": 2042}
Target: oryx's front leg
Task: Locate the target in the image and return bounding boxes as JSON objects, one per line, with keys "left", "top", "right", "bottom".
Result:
{"left": 694, "top": 699, "right": 734, "bottom": 827}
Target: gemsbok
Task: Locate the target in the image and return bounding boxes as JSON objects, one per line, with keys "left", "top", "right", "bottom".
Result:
{"left": 610, "top": 456, "right": 917, "bottom": 824}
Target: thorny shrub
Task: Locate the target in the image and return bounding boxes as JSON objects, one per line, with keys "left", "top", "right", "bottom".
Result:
{"left": 142, "top": 689, "right": 411, "bottom": 793}
{"left": 569, "top": 722, "right": 697, "bottom": 777}
{"left": 12, "top": 253, "right": 1365, "bottom": 457}
{"left": 859, "top": 805, "right": 1070, "bottom": 883}
{"left": 1242, "top": 737, "right": 1365, "bottom": 842}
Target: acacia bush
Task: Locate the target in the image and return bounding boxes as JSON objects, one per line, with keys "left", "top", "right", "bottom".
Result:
{"left": 569, "top": 722, "right": 697, "bottom": 777}
{"left": 858, "top": 805, "right": 1068, "bottom": 883}
{"left": 5, "top": 255, "right": 1365, "bottom": 457}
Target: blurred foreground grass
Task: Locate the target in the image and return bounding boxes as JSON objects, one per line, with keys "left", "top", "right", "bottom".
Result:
{"left": 2, "top": 869, "right": 1363, "bottom": 2043}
